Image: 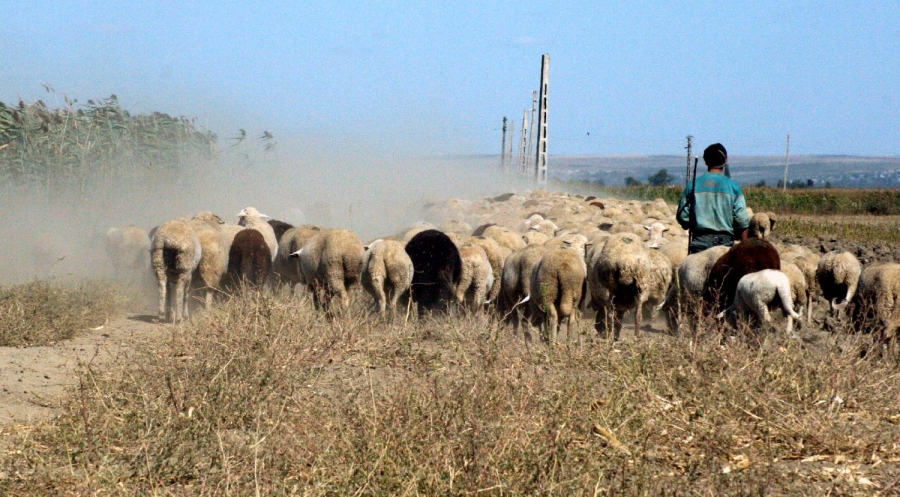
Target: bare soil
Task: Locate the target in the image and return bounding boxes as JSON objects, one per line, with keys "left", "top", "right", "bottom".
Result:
{"left": 0, "top": 314, "right": 162, "bottom": 444}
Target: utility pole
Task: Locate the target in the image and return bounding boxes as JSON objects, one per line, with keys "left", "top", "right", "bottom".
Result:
{"left": 500, "top": 117, "right": 508, "bottom": 172}
{"left": 517, "top": 109, "right": 529, "bottom": 175}
{"left": 782, "top": 134, "right": 790, "bottom": 191}
{"left": 506, "top": 119, "right": 515, "bottom": 173}
{"left": 534, "top": 54, "right": 550, "bottom": 184}
{"left": 526, "top": 90, "right": 537, "bottom": 176}
{"left": 684, "top": 135, "right": 693, "bottom": 187}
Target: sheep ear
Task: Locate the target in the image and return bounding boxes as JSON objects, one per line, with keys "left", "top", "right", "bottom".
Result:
{"left": 663, "top": 226, "right": 670, "bottom": 232}
{"left": 237, "top": 209, "right": 247, "bottom": 217}
{"left": 643, "top": 225, "right": 652, "bottom": 231}
{"left": 259, "top": 213, "right": 270, "bottom": 219}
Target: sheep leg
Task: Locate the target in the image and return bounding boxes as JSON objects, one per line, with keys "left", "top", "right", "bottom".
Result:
{"left": 634, "top": 293, "right": 648, "bottom": 338}
{"left": 614, "top": 307, "right": 625, "bottom": 342}
{"left": 374, "top": 279, "right": 388, "bottom": 316}
{"left": 157, "top": 272, "right": 168, "bottom": 322}
{"left": 547, "top": 304, "right": 559, "bottom": 343}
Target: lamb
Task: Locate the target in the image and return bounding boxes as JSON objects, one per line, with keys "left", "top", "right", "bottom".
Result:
{"left": 291, "top": 228, "right": 365, "bottom": 313}
{"left": 816, "top": 251, "right": 862, "bottom": 315}
{"left": 703, "top": 239, "right": 781, "bottom": 312}
{"left": 748, "top": 211, "right": 778, "bottom": 239}
{"left": 273, "top": 224, "right": 325, "bottom": 292}
{"left": 498, "top": 244, "right": 547, "bottom": 330}
{"left": 781, "top": 260, "right": 810, "bottom": 324}
{"left": 529, "top": 243, "right": 587, "bottom": 342}
{"left": 850, "top": 263, "right": 900, "bottom": 354}
{"left": 189, "top": 212, "right": 229, "bottom": 309}
{"left": 238, "top": 207, "right": 278, "bottom": 261}
{"left": 404, "top": 229, "right": 462, "bottom": 316}
{"left": 361, "top": 239, "right": 413, "bottom": 316}
{"left": 104, "top": 225, "right": 151, "bottom": 286}
{"left": 150, "top": 218, "right": 202, "bottom": 323}
{"left": 591, "top": 232, "right": 653, "bottom": 340}
{"left": 717, "top": 269, "right": 802, "bottom": 336}
{"left": 455, "top": 243, "right": 494, "bottom": 313}
{"left": 223, "top": 228, "right": 272, "bottom": 290}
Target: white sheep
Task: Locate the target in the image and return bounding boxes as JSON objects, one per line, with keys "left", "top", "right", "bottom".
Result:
{"left": 291, "top": 228, "right": 365, "bottom": 312}
{"left": 499, "top": 244, "right": 547, "bottom": 330}
{"left": 529, "top": 243, "right": 587, "bottom": 342}
{"left": 717, "top": 269, "right": 802, "bottom": 337}
{"left": 238, "top": 207, "right": 277, "bottom": 261}
{"left": 748, "top": 211, "right": 777, "bottom": 239}
{"left": 104, "top": 225, "right": 151, "bottom": 286}
{"left": 851, "top": 263, "right": 900, "bottom": 354}
{"left": 150, "top": 218, "right": 202, "bottom": 323}
{"left": 462, "top": 236, "right": 507, "bottom": 305}
{"left": 273, "top": 224, "right": 325, "bottom": 293}
{"left": 816, "top": 251, "right": 862, "bottom": 315}
{"left": 361, "top": 238, "right": 413, "bottom": 316}
{"left": 591, "top": 232, "right": 653, "bottom": 340}
{"left": 781, "top": 260, "right": 810, "bottom": 323}
{"left": 455, "top": 243, "right": 494, "bottom": 313}
{"left": 642, "top": 222, "right": 669, "bottom": 249}
{"left": 189, "top": 212, "right": 228, "bottom": 309}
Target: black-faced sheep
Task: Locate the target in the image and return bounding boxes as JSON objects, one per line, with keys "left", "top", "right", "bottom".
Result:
{"left": 717, "top": 269, "right": 802, "bottom": 336}
{"left": 151, "top": 218, "right": 201, "bottom": 323}
{"left": 224, "top": 228, "right": 272, "bottom": 290}
{"left": 816, "top": 251, "right": 862, "bottom": 315}
{"left": 361, "top": 239, "right": 413, "bottom": 316}
{"left": 591, "top": 232, "right": 652, "bottom": 340}
{"left": 455, "top": 243, "right": 494, "bottom": 313}
{"left": 267, "top": 219, "right": 294, "bottom": 243}
{"left": 292, "top": 228, "right": 365, "bottom": 313}
{"left": 404, "top": 229, "right": 462, "bottom": 316}
{"left": 529, "top": 244, "right": 587, "bottom": 342}
{"left": 703, "top": 239, "right": 781, "bottom": 312}
{"left": 238, "top": 207, "right": 278, "bottom": 262}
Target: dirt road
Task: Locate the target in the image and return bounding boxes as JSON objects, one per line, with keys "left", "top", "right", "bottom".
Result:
{"left": 0, "top": 314, "right": 163, "bottom": 427}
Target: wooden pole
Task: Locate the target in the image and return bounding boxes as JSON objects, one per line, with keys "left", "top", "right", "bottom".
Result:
{"left": 782, "top": 134, "right": 790, "bottom": 191}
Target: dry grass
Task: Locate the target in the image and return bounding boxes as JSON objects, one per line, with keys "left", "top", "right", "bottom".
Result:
{"left": 777, "top": 215, "right": 900, "bottom": 245}
{"left": 0, "top": 280, "right": 125, "bottom": 347}
{"left": 2, "top": 290, "right": 899, "bottom": 494}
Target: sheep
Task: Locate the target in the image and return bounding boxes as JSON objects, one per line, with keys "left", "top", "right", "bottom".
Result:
{"left": 439, "top": 219, "right": 473, "bottom": 236}
{"left": 529, "top": 244, "right": 587, "bottom": 342}
{"left": 642, "top": 222, "right": 669, "bottom": 248}
{"left": 267, "top": 219, "right": 294, "bottom": 242}
{"left": 499, "top": 244, "right": 547, "bottom": 330}
{"left": 273, "top": 224, "right": 325, "bottom": 292}
{"left": 291, "top": 228, "right": 365, "bottom": 313}
{"left": 591, "top": 232, "right": 653, "bottom": 340}
{"left": 481, "top": 225, "right": 526, "bottom": 252}
{"left": 223, "top": 228, "right": 272, "bottom": 290}
{"left": 703, "top": 239, "right": 781, "bottom": 312}
{"left": 850, "top": 263, "right": 900, "bottom": 354}
{"left": 816, "top": 251, "right": 862, "bottom": 316}
{"left": 522, "top": 230, "right": 550, "bottom": 246}
{"left": 189, "top": 212, "right": 228, "bottom": 309}
{"left": 104, "top": 225, "right": 151, "bottom": 286}
{"left": 461, "top": 236, "right": 507, "bottom": 305}
{"left": 150, "top": 218, "right": 201, "bottom": 323}
{"left": 642, "top": 249, "right": 674, "bottom": 321}
{"left": 455, "top": 243, "right": 494, "bottom": 313}
{"left": 748, "top": 211, "right": 777, "bottom": 239}
{"left": 238, "top": 207, "right": 278, "bottom": 261}
{"left": 361, "top": 239, "right": 413, "bottom": 316}
{"left": 717, "top": 269, "right": 802, "bottom": 336}
{"left": 404, "top": 229, "right": 462, "bottom": 316}
{"left": 471, "top": 223, "right": 496, "bottom": 237}
{"left": 781, "top": 260, "right": 809, "bottom": 324}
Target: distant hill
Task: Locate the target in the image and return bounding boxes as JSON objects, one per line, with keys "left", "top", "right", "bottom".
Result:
{"left": 548, "top": 155, "right": 900, "bottom": 189}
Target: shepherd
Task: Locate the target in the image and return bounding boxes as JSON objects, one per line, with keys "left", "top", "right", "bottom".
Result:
{"left": 676, "top": 143, "right": 751, "bottom": 255}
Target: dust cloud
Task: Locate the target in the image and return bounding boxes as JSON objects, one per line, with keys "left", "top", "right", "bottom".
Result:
{"left": 0, "top": 136, "right": 534, "bottom": 285}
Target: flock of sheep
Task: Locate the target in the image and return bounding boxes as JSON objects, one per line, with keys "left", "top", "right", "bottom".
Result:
{"left": 102, "top": 189, "right": 900, "bottom": 351}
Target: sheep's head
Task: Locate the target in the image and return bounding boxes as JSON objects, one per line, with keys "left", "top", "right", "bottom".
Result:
{"left": 237, "top": 207, "right": 269, "bottom": 226}
{"left": 643, "top": 222, "right": 669, "bottom": 248}
{"left": 193, "top": 211, "right": 225, "bottom": 228}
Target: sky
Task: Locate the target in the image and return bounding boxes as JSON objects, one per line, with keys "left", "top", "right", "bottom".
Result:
{"left": 3, "top": 1, "right": 899, "bottom": 156}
